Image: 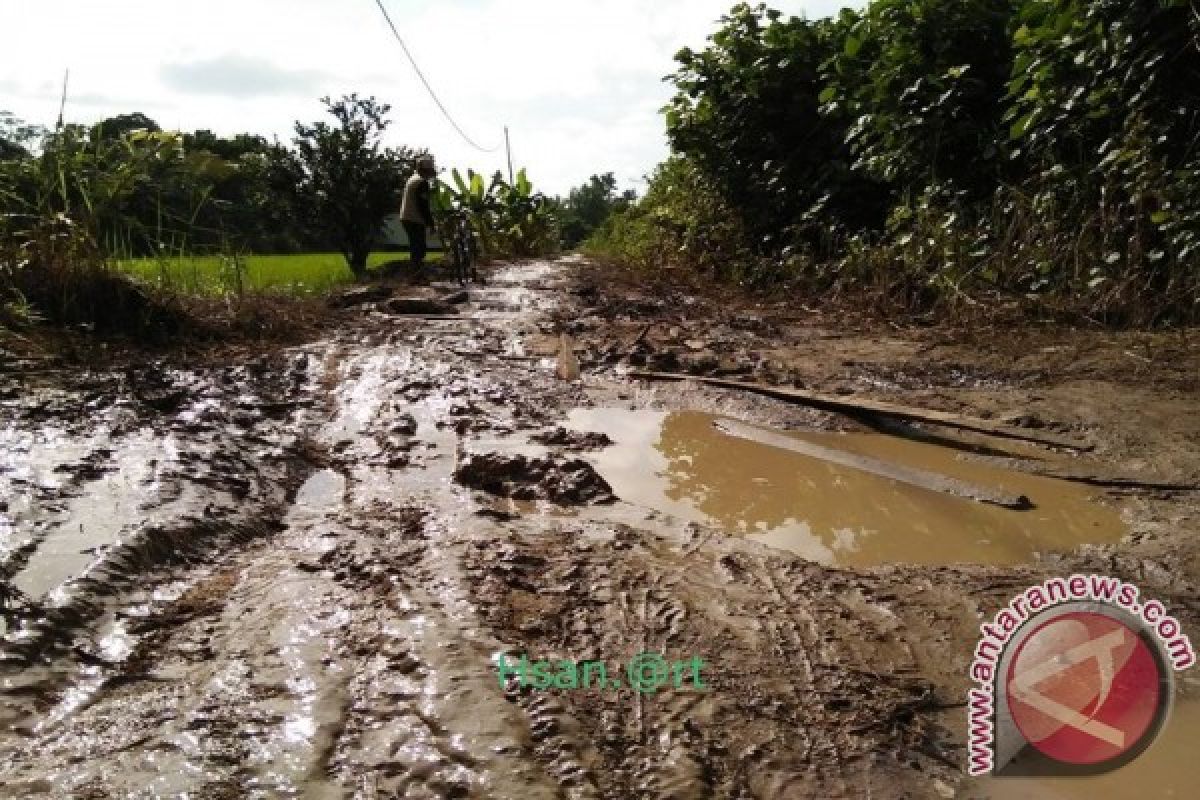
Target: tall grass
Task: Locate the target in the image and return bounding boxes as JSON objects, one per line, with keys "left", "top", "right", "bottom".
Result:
{"left": 0, "top": 125, "right": 194, "bottom": 337}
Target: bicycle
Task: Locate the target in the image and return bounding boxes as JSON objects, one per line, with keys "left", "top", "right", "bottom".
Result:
{"left": 440, "top": 210, "right": 480, "bottom": 286}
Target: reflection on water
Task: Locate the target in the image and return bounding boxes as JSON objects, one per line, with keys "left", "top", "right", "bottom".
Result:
{"left": 977, "top": 700, "right": 1199, "bottom": 799}
{"left": 293, "top": 469, "right": 346, "bottom": 513}
{"left": 568, "top": 409, "right": 1125, "bottom": 567}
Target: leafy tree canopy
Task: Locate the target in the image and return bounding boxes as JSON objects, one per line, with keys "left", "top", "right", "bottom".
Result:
{"left": 558, "top": 172, "right": 636, "bottom": 248}
{"left": 90, "top": 112, "right": 161, "bottom": 142}
{"left": 288, "top": 94, "right": 423, "bottom": 276}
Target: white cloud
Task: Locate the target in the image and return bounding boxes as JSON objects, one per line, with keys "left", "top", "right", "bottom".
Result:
{"left": 161, "top": 55, "right": 333, "bottom": 98}
{"left": 0, "top": 0, "right": 861, "bottom": 194}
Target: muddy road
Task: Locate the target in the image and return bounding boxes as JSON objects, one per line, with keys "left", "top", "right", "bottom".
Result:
{"left": 2, "top": 258, "right": 1198, "bottom": 798}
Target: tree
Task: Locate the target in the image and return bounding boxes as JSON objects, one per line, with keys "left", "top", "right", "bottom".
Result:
{"left": 822, "top": 0, "right": 1017, "bottom": 198}
{"left": 0, "top": 111, "right": 45, "bottom": 161}
{"left": 183, "top": 130, "right": 272, "bottom": 161}
{"left": 290, "top": 94, "right": 421, "bottom": 277}
{"left": 664, "top": 3, "right": 886, "bottom": 251}
{"left": 558, "top": 173, "right": 635, "bottom": 248}
{"left": 90, "top": 112, "right": 160, "bottom": 142}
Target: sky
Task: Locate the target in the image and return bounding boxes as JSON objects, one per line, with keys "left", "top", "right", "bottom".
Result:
{"left": 1, "top": 0, "right": 860, "bottom": 196}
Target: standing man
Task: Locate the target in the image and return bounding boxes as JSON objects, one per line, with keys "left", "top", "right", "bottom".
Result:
{"left": 400, "top": 156, "right": 437, "bottom": 279}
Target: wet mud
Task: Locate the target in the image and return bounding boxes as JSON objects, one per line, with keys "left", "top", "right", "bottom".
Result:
{"left": 454, "top": 451, "right": 616, "bottom": 506}
{"left": 1, "top": 258, "right": 1197, "bottom": 798}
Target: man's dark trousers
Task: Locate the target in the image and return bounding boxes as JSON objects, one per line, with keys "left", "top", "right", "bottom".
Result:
{"left": 403, "top": 221, "right": 428, "bottom": 268}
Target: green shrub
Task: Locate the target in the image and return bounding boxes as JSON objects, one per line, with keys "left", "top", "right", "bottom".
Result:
{"left": 618, "top": 0, "right": 1200, "bottom": 324}
{"left": 557, "top": 173, "right": 637, "bottom": 249}
{"left": 584, "top": 156, "right": 768, "bottom": 283}
{"left": 665, "top": 4, "right": 887, "bottom": 251}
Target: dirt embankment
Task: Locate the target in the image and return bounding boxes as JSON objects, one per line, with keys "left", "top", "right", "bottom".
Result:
{"left": 0, "top": 259, "right": 1197, "bottom": 798}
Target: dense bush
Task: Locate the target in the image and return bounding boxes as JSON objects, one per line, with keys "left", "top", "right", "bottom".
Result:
{"left": 0, "top": 126, "right": 189, "bottom": 334}
{"left": 665, "top": 5, "right": 886, "bottom": 250}
{"left": 823, "top": 0, "right": 1017, "bottom": 198}
{"left": 592, "top": 0, "right": 1200, "bottom": 324}
{"left": 584, "top": 157, "right": 764, "bottom": 282}
{"left": 1003, "top": 0, "right": 1200, "bottom": 318}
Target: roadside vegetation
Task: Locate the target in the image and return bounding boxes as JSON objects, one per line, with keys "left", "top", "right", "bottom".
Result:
{"left": 0, "top": 95, "right": 557, "bottom": 343}
{"left": 586, "top": 0, "right": 1200, "bottom": 326}
{"left": 433, "top": 167, "right": 560, "bottom": 259}
{"left": 555, "top": 173, "right": 637, "bottom": 249}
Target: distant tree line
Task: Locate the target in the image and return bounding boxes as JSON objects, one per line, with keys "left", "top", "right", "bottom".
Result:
{"left": 1, "top": 92, "right": 568, "bottom": 338}
{"left": 0, "top": 99, "right": 623, "bottom": 270}
{"left": 554, "top": 173, "right": 637, "bottom": 249}
{"left": 0, "top": 96, "right": 424, "bottom": 270}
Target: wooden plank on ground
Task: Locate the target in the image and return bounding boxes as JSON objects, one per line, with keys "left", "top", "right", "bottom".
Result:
{"left": 714, "top": 419, "right": 1032, "bottom": 509}
{"left": 630, "top": 370, "right": 1091, "bottom": 452}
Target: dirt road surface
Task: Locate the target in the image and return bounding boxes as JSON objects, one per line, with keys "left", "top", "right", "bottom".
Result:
{"left": 2, "top": 258, "right": 1198, "bottom": 798}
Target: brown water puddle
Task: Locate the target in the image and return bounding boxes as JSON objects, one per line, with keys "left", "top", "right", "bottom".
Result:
{"left": 976, "top": 699, "right": 1200, "bottom": 799}
{"left": 568, "top": 409, "right": 1125, "bottom": 567}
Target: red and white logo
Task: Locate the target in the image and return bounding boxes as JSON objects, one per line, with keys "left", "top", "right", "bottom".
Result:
{"left": 1005, "top": 611, "right": 1163, "bottom": 767}
{"left": 966, "top": 576, "right": 1193, "bottom": 777}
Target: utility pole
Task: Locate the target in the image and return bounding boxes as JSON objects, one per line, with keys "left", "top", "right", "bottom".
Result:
{"left": 56, "top": 69, "right": 69, "bottom": 131}
{"left": 504, "top": 126, "right": 514, "bottom": 185}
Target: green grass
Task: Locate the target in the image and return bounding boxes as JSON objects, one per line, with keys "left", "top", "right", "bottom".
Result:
{"left": 117, "top": 252, "right": 444, "bottom": 295}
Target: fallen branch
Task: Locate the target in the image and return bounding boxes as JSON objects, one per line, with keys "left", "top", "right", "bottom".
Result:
{"left": 630, "top": 370, "right": 1092, "bottom": 452}
{"left": 977, "top": 460, "right": 1200, "bottom": 493}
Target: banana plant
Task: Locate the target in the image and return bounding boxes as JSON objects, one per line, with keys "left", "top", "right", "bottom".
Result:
{"left": 432, "top": 167, "right": 558, "bottom": 259}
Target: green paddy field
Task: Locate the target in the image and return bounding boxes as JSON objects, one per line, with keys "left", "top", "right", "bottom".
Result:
{"left": 118, "top": 252, "right": 443, "bottom": 295}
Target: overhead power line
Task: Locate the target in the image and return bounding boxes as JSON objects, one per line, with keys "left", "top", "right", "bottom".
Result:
{"left": 372, "top": 0, "right": 499, "bottom": 153}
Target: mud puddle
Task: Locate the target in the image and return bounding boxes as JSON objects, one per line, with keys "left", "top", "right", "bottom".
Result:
{"left": 9, "top": 430, "right": 173, "bottom": 602}
{"left": 568, "top": 408, "right": 1125, "bottom": 566}
{"left": 293, "top": 468, "right": 346, "bottom": 512}
{"left": 976, "top": 699, "right": 1200, "bottom": 799}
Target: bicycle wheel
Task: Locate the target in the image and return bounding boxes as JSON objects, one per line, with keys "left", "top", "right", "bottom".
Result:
{"left": 467, "top": 233, "right": 479, "bottom": 283}
{"left": 454, "top": 225, "right": 469, "bottom": 286}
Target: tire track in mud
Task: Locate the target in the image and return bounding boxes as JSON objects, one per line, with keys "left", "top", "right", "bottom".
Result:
{"left": 0, "top": 278, "right": 589, "bottom": 796}
{"left": 4, "top": 260, "right": 1197, "bottom": 798}
{"left": 462, "top": 526, "right": 966, "bottom": 799}
{"left": 0, "top": 356, "right": 320, "bottom": 658}
{"left": 305, "top": 340, "right": 572, "bottom": 797}
{"left": 0, "top": 354, "right": 328, "bottom": 795}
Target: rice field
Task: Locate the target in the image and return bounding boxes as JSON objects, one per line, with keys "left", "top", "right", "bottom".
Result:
{"left": 117, "top": 252, "right": 444, "bottom": 295}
